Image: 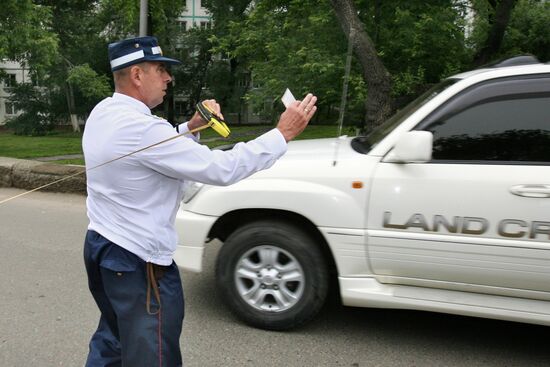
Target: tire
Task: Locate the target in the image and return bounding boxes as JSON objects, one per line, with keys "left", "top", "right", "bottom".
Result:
{"left": 215, "top": 220, "right": 329, "bottom": 331}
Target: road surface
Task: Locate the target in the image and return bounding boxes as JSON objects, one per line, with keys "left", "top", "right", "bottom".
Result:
{"left": 1, "top": 188, "right": 549, "bottom": 366}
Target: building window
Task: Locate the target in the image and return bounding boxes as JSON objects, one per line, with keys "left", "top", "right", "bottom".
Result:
{"left": 200, "top": 21, "right": 210, "bottom": 30}
{"left": 4, "top": 74, "right": 17, "bottom": 88}
{"left": 177, "top": 20, "right": 187, "bottom": 32}
{"left": 5, "top": 101, "right": 18, "bottom": 115}
{"left": 237, "top": 74, "right": 249, "bottom": 88}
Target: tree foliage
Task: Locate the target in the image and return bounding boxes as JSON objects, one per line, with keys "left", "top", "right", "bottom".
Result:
{"left": 468, "top": 0, "right": 550, "bottom": 64}
{"left": 67, "top": 64, "right": 111, "bottom": 108}
{"left": 205, "top": 0, "right": 546, "bottom": 129}
{"left": 371, "top": 1, "right": 470, "bottom": 88}
{"left": 2, "top": 0, "right": 550, "bottom": 134}
{"left": 503, "top": 0, "right": 550, "bottom": 62}
{"left": 163, "top": 26, "right": 213, "bottom": 121}
{"left": 5, "top": 83, "right": 58, "bottom": 135}
{"left": 209, "top": 0, "right": 470, "bottom": 128}
{"left": 471, "top": 0, "right": 519, "bottom": 66}
{"left": 0, "top": 0, "right": 58, "bottom": 77}
{"left": 210, "top": 0, "right": 354, "bottom": 123}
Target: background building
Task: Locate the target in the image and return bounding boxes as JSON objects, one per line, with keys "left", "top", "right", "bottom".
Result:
{"left": 178, "top": 0, "right": 210, "bottom": 31}
{"left": 0, "top": 60, "right": 30, "bottom": 125}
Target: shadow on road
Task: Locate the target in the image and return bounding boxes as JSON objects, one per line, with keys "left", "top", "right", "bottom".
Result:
{"left": 181, "top": 240, "right": 550, "bottom": 366}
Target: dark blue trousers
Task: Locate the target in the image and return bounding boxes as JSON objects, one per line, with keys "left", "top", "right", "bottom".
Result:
{"left": 84, "top": 230, "right": 184, "bottom": 367}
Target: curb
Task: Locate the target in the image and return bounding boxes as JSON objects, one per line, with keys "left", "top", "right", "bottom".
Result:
{"left": 0, "top": 157, "right": 86, "bottom": 195}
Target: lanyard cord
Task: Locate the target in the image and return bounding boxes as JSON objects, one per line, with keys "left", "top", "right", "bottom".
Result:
{"left": 0, "top": 124, "right": 210, "bottom": 206}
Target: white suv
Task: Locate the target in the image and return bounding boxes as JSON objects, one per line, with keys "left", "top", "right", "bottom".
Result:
{"left": 174, "top": 56, "right": 550, "bottom": 330}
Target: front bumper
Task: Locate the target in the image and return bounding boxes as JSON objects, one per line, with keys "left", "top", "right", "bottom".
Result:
{"left": 174, "top": 210, "right": 218, "bottom": 272}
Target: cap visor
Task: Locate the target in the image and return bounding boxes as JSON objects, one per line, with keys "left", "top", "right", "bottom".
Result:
{"left": 152, "top": 56, "right": 182, "bottom": 65}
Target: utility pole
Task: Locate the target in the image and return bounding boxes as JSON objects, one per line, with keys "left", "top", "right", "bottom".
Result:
{"left": 139, "top": 0, "right": 148, "bottom": 36}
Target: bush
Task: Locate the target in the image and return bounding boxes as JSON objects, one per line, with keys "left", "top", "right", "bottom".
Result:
{"left": 4, "top": 82, "right": 56, "bottom": 136}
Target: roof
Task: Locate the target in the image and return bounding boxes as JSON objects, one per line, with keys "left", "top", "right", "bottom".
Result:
{"left": 449, "top": 56, "right": 550, "bottom": 81}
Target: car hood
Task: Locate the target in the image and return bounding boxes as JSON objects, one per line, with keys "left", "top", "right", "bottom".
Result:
{"left": 279, "top": 136, "right": 358, "bottom": 162}
{"left": 185, "top": 135, "right": 374, "bottom": 226}
{"left": 243, "top": 136, "right": 364, "bottom": 181}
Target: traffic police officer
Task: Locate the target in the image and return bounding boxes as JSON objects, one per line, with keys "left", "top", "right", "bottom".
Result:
{"left": 82, "top": 36, "right": 317, "bottom": 366}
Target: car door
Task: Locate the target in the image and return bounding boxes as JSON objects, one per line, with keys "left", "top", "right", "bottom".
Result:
{"left": 366, "top": 74, "right": 550, "bottom": 298}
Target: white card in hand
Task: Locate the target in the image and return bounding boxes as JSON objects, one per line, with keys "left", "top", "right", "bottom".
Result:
{"left": 281, "top": 88, "right": 296, "bottom": 108}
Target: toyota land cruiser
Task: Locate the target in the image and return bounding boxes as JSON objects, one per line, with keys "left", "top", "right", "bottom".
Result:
{"left": 174, "top": 56, "right": 550, "bottom": 330}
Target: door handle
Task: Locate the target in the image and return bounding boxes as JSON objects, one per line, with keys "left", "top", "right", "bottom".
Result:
{"left": 509, "top": 184, "right": 550, "bottom": 198}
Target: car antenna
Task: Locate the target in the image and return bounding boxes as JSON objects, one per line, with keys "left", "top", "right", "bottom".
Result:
{"left": 333, "top": 26, "right": 355, "bottom": 167}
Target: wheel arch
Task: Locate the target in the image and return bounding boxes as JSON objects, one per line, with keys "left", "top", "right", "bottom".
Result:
{"left": 210, "top": 209, "right": 339, "bottom": 290}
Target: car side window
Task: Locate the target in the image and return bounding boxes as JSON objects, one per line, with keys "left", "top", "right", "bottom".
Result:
{"left": 419, "top": 76, "right": 550, "bottom": 164}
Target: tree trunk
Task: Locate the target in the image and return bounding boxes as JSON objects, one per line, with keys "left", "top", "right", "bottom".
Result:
{"left": 228, "top": 57, "right": 240, "bottom": 124}
{"left": 165, "top": 81, "right": 175, "bottom": 123}
{"left": 329, "top": 0, "right": 393, "bottom": 133}
{"left": 65, "top": 82, "right": 80, "bottom": 133}
{"left": 472, "top": 0, "right": 518, "bottom": 67}
{"left": 187, "top": 44, "right": 213, "bottom": 118}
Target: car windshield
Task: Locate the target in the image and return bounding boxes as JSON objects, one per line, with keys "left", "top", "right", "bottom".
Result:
{"left": 351, "top": 79, "right": 457, "bottom": 153}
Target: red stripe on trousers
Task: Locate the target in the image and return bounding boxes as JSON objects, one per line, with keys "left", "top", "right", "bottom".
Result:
{"left": 158, "top": 309, "right": 162, "bottom": 367}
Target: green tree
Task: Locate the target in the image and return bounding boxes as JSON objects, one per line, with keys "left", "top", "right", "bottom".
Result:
{"left": 5, "top": 0, "right": 186, "bottom": 134}
{"left": 44, "top": 0, "right": 111, "bottom": 131}
{"left": 211, "top": 0, "right": 470, "bottom": 131}
{"left": 4, "top": 1, "right": 108, "bottom": 133}
{"left": 211, "top": 0, "right": 353, "bottom": 124}
{"left": 98, "top": 0, "right": 187, "bottom": 122}
{"left": 0, "top": 0, "right": 58, "bottom": 77}
{"left": 502, "top": 0, "right": 550, "bottom": 62}
{"left": 367, "top": 1, "right": 470, "bottom": 88}
{"left": 203, "top": 0, "right": 256, "bottom": 124}
{"left": 5, "top": 82, "right": 60, "bottom": 135}
{"left": 5, "top": 0, "right": 547, "bottom": 136}
{"left": 330, "top": 0, "right": 393, "bottom": 132}
{"left": 1, "top": 1, "right": 59, "bottom": 135}
{"left": 67, "top": 64, "right": 111, "bottom": 110}
{"left": 171, "top": 27, "right": 215, "bottom": 119}
{"left": 471, "top": 0, "right": 519, "bottom": 67}
{"left": 467, "top": 0, "right": 549, "bottom": 63}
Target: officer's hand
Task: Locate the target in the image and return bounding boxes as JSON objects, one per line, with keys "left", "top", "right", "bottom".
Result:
{"left": 276, "top": 93, "right": 317, "bottom": 142}
{"left": 188, "top": 99, "right": 224, "bottom": 131}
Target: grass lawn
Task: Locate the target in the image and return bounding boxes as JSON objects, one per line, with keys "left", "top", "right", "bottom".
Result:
{"left": 0, "top": 132, "right": 83, "bottom": 159}
{"left": 201, "top": 124, "right": 350, "bottom": 145}
{"left": 0, "top": 124, "right": 353, "bottom": 165}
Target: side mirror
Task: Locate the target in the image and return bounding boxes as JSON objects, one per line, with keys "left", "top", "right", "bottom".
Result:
{"left": 384, "top": 131, "right": 433, "bottom": 163}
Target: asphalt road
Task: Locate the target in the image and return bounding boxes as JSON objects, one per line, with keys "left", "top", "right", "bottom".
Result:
{"left": 1, "top": 187, "right": 549, "bottom": 367}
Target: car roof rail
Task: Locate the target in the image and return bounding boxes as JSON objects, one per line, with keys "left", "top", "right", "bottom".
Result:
{"left": 484, "top": 55, "right": 540, "bottom": 68}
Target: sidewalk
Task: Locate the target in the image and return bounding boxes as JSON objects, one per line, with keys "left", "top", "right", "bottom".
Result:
{"left": 34, "top": 154, "right": 84, "bottom": 162}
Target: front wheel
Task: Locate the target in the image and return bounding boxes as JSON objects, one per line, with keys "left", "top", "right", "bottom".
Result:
{"left": 215, "top": 220, "right": 329, "bottom": 330}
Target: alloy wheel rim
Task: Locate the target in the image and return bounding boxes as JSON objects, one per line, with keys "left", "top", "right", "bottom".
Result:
{"left": 234, "top": 245, "right": 305, "bottom": 312}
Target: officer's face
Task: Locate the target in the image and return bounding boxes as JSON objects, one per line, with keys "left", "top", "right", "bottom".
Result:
{"left": 138, "top": 62, "right": 172, "bottom": 108}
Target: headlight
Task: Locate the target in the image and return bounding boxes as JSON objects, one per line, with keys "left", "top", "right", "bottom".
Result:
{"left": 182, "top": 181, "right": 204, "bottom": 203}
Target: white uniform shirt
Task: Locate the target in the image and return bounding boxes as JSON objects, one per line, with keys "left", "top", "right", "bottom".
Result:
{"left": 83, "top": 93, "right": 287, "bottom": 265}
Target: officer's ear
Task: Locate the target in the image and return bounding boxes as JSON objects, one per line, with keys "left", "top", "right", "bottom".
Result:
{"left": 129, "top": 64, "right": 146, "bottom": 87}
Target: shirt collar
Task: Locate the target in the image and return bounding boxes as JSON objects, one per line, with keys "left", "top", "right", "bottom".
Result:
{"left": 112, "top": 92, "right": 151, "bottom": 115}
